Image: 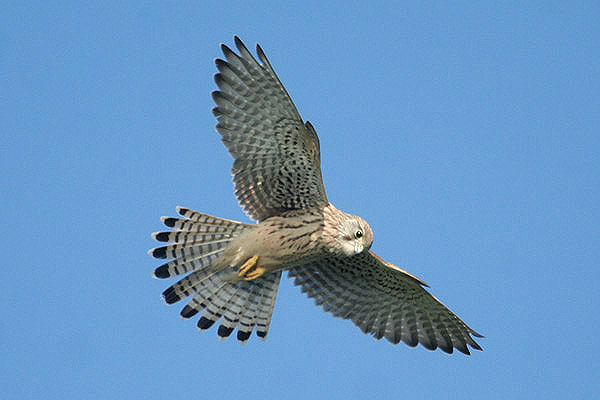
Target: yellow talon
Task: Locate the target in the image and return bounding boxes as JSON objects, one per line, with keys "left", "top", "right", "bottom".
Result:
{"left": 238, "top": 255, "right": 265, "bottom": 280}
{"left": 242, "top": 266, "right": 267, "bottom": 280}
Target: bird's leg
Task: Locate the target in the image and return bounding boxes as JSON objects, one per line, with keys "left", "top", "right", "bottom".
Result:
{"left": 238, "top": 255, "right": 266, "bottom": 281}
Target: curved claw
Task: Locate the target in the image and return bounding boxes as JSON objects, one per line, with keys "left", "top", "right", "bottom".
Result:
{"left": 238, "top": 255, "right": 265, "bottom": 280}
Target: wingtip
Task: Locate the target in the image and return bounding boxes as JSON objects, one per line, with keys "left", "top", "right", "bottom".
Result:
{"left": 213, "top": 72, "right": 222, "bottom": 86}
{"left": 459, "top": 347, "right": 472, "bottom": 356}
{"left": 470, "top": 341, "right": 484, "bottom": 352}
{"left": 220, "top": 43, "right": 237, "bottom": 60}
{"left": 233, "top": 35, "right": 249, "bottom": 53}
{"left": 467, "top": 332, "right": 484, "bottom": 352}
{"left": 214, "top": 58, "right": 228, "bottom": 74}
{"left": 471, "top": 329, "right": 485, "bottom": 339}
{"left": 255, "top": 43, "right": 266, "bottom": 64}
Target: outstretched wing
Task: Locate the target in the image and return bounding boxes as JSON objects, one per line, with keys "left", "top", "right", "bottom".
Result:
{"left": 212, "top": 36, "right": 328, "bottom": 222}
{"left": 289, "top": 250, "right": 483, "bottom": 355}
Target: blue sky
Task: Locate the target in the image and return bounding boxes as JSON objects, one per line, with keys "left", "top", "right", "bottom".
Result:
{"left": 2, "top": 2, "right": 598, "bottom": 399}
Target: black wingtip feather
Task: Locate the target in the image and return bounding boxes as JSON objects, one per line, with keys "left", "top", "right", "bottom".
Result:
{"left": 421, "top": 341, "right": 437, "bottom": 351}
{"left": 469, "top": 339, "right": 483, "bottom": 351}
{"left": 211, "top": 90, "right": 222, "bottom": 103}
{"left": 180, "top": 305, "right": 198, "bottom": 319}
{"left": 220, "top": 44, "right": 237, "bottom": 60}
{"left": 162, "top": 287, "right": 181, "bottom": 304}
{"left": 177, "top": 207, "right": 189, "bottom": 216}
{"left": 404, "top": 335, "right": 418, "bottom": 348}
{"left": 457, "top": 346, "right": 471, "bottom": 356}
{"left": 233, "top": 35, "right": 243, "bottom": 47}
{"left": 215, "top": 58, "right": 227, "bottom": 70}
{"left": 153, "top": 264, "right": 170, "bottom": 279}
{"left": 234, "top": 36, "right": 250, "bottom": 55}
{"left": 255, "top": 44, "right": 264, "bottom": 60}
{"left": 255, "top": 43, "right": 271, "bottom": 68}
{"left": 221, "top": 43, "right": 233, "bottom": 54}
{"left": 440, "top": 345, "right": 454, "bottom": 354}
{"left": 471, "top": 330, "right": 485, "bottom": 339}
{"left": 213, "top": 72, "right": 225, "bottom": 86}
{"left": 256, "top": 331, "right": 267, "bottom": 339}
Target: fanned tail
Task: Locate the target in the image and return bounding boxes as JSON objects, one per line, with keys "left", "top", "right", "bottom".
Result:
{"left": 149, "top": 206, "right": 282, "bottom": 342}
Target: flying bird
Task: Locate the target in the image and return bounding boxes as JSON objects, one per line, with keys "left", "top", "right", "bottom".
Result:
{"left": 149, "top": 36, "right": 483, "bottom": 354}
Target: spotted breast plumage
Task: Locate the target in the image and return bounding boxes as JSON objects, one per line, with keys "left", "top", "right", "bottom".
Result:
{"left": 149, "top": 36, "right": 483, "bottom": 354}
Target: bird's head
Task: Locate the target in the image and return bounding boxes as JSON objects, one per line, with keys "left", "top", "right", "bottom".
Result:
{"left": 337, "top": 214, "right": 374, "bottom": 256}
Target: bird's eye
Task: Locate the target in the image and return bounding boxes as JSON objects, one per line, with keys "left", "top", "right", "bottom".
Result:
{"left": 354, "top": 229, "right": 363, "bottom": 239}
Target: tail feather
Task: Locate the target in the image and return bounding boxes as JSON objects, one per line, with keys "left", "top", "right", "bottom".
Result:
{"left": 260, "top": 283, "right": 280, "bottom": 337}
{"left": 149, "top": 239, "right": 232, "bottom": 260}
{"left": 151, "top": 207, "right": 282, "bottom": 342}
{"left": 217, "top": 282, "right": 255, "bottom": 333}
{"left": 160, "top": 216, "right": 246, "bottom": 233}
{"left": 162, "top": 265, "right": 224, "bottom": 304}
{"left": 255, "top": 272, "right": 281, "bottom": 339}
{"left": 175, "top": 206, "right": 251, "bottom": 227}
{"left": 237, "top": 283, "right": 262, "bottom": 342}
{"left": 152, "top": 231, "right": 235, "bottom": 244}
{"left": 201, "top": 279, "right": 241, "bottom": 324}
{"left": 234, "top": 271, "right": 282, "bottom": 342}
{"left": 153, "top": 249, "right": 224, "bottom": 279}
{"left": 180, "top": 279, "right": 227, "bottom": 320}
{"left": 181, "top": 274, "right": 282, "bottom": 343}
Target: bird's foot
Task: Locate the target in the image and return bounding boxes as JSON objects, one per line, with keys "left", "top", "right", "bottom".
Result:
{"left": 238, "top": 255, "right": 265, "bottom": 281}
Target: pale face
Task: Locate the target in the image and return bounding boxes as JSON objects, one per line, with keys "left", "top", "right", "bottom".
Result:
{"left": 337, "top": 215, "right": 374, "bottom": 257}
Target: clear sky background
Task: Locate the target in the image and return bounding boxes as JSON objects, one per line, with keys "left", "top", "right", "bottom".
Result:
{"left": 2, "top": 2, "right": 598, "bottom": 399}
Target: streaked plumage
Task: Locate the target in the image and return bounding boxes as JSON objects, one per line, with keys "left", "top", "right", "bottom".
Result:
{"left": 150, "top": 36, "right": 483, "bottom": 354}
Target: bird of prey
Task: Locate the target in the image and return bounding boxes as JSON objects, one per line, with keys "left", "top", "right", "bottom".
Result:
{"left": 149, "top": 36, "right": 483, "bottom": 355}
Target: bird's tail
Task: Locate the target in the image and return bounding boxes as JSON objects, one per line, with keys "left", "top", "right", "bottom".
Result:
{"left": 149, "top": 206, "right": 282, "bottom": 342}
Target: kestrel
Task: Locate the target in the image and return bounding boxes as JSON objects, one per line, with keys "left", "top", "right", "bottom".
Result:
{"left": 150, "top": 36, "right": 483, "bottom": 354}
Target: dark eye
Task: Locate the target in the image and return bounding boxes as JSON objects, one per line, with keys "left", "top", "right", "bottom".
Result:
{"left": 355, "top": 229, "right": 363, "bottom": 239}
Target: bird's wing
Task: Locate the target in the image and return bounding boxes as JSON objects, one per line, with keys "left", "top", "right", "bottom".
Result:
{"left": 213, "top": 36, "right": 328, "bottom": 222}
{"left": 288, "top": 250, "right": 483, "bottom": 354}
